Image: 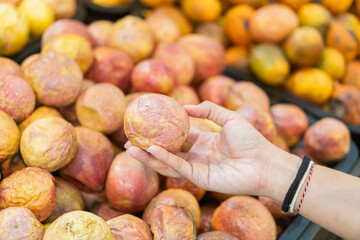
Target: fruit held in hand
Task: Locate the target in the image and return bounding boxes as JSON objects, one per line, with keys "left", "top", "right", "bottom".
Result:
{"left": 124, "top": 94, "right": 190, "bottom": 151}
{"left": 107, "top": 214, "right": 152, "bottom": 240}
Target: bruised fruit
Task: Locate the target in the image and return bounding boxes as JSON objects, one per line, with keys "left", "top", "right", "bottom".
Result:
{"left": 197, "top": 231, "right": 239, "bottom": 240}
{"left": 21, "top": 117, "right": 77, "bottom": 172}
{"left": 316, "top": 48, "right": 346, "bottom": 80}
{"left": 249, "top": 4, "right": 298, "bottom": 43}
{"left": 212, "top": 196, "right": 276, "bottom": 240}
{"left": 153, "top": 42, "right": 195, "bottom": 85}
{"left": 0, "top": 75, "right": 35, "bottom": 122}
{"left": 131, "top": 59, "right": 175, "bottom": 94}
{"left": 87, "top": 47, "right": 133, "bottom": 92}
{"left": 81, "top": 190, "right": 107, "bottom": 210}
{"left": 277, "top": 0, "right": 311, "bottom": 10}
{"left": 0, "top": 57, "right": 23, "bottom": 79}
{"left": 0, "top": 167, "right": 56, "bottom": 222}
{"left": 60, "top": 126, "right": 114, "bottom": 192}
{"left": 19, "top": 106, "right": 62, "bottom": 133}
{"left": 21, "top": 53, "right": 40, "bottom": 70}
{"left": 109, "top": 16, "right": 154, "bottom": 62}
{"left": 199, "top": 76, "right": 235, "bottom": 106}
{"left": 0, "top": 207, "right": 44, "bottom": 240}
{"left": 24, "top": 52, "right": 83, "bottom": 107}
{"left": 342, "top": 60, "right": 360, "bottom": 89}
{"left": 169, "top": 85, "right": 200, "bottom": 106}
{"left": 258, "top": 196, "right": 295, "bottom": 219}
{"left": 199, "top": 205, "right": 216, "bottom": 234}
{"left": 166, "top": 177, "right": 206, "bottom": 201}
{"left": 88, "top": 20, "right": 113, "bottom": 47}
{"left": 297, "top": 3, "right": 332, "bottom": 34}
{"left": 181, "top": 0, "right": 222, "bottom": 22}
{"left": 42, "top": 0, "right": 76, "bottom": 19}
{"left": 152, "top": 6, "right": 192, "bottom": 35}
{"left": 146, "top": 12, "right": 181, "bottom": 42}
{"left": 304, "top": 118, "right": 351, "bottom": 163}
{"left": 1, "top": 154, "right": 26, "bottom": 177}
{"left": 107, "top": 214, "right": 152, "bottom": 240}
{"left": 76, "top": 83, "right": 125, "bottom": 134}
{"left": 124, "top": 94, "right": 190, "bottom": 151}
{"left": 271, "top": 104, "right": 309, "bottom": 147}
{"left": 151, "top": 205, "right": 196, "bottom": 240}
{"left": 43, "top": 211, "right": 114, "bottom": 240}
{"left": 225, "top": 46, "right": 250, "bottom": 74}
{"left": 321, "top": 0, "right": 353, "bottom": 15}
{"left": 91, "top": 202, "right": 124, "bottom": 221}
{"left": 106, "top": 152, "right": 159, "bottom": 212}
{"left": 45, "top": 177, "right": 85, "bottom": 223}
{"left": 0, "top": 110, "right": 20, "bottom": 162}
{"left": 195, "top": 22, "right": 227, "bottom": 47}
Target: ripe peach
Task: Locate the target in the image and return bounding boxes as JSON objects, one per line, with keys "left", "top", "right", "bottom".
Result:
{"left": 76, "top": 83, "right": 126, "bottom": 134}
{"left": 342, "top": 60, "right": 360, "bottom": 89}
{"left": 212, "top": 196, "right": 276, "bottom": 240}
{"left": 297, "top": 3, "right": 333, "bottom": 34}
{"left": 151, "top": 205, "right": 196, "bottom": 240}
{"left": 0, "top": 110, "right": 20, "bottom": 162}
{"left": 225, "top": 81, "right": 270, "bottom": 111}
{"left": 153, "top": 42, "right": 195, "bottom": 85}
{"left": 45, "top": 177, "right": 85, "bottom": 223}
{"left": 24, "top": 52, "right": 83, "bottom": 107}
{"left": 153, "top": 6, "right": 192, "bottom": 35}
{"left": 107, "top": 214, "right": 152, "bottom": 240}
{"left": 91, "top": 202, "right": 124, "bottom": 221}
{"left": 304, "top": 118, "right": 351, "bottom": 163}
{"left": 0, "top": 207, "right": 44, "bottom": 239}
{"left": 258, "top": 196, "right": 296, "bottom": 219}
{"left": 124, "top": 94, "right": 190, "bottom": 151}
{"left": 21, "top": 53, "right": 40, "bottom": 70}
{"left": 197, "top": 231, "right": 239, "bottom": 240}
{"left": 0, "top": 75, "right": 35, "bottom": 122}
{"left": 106, "top": 152, "right": 159, "bottom": 212}
{"left": 195, "top": 22, "right": 227, "bottom": 47}
{"left": 81, "top": 190, "right": 107, "bottom": 210}
{"left": 166, "top": 177, "right": 206, "bottom": 201}
{"left": 20, "top": 117, "right": 77, "bottom": 172}
{"left": 271, "top": 104, "right": 309, "bottom": 147}
{"left": 0, "top": 57, "right": 23, "bottom": 79}
{"left": 18, "top": 106, "right": 62, "bottom": 133}
{"left": 199, "top": 76, "right": 235, "bottom": 106}
{"left": 225, "top": 46, "right": 250, "bottom": 74}
{"left": 146, "top": 11, "right": 181, "bottom": 42}
{"left": 87, "top": 47, "right": 134, "bottom": 92}
{"left": 88, "top": 20, "right": 113, "bottom": 47}
{"left": 199, "top": 204, "right": 217, "bottom": 234}
{"left": 169, "top": 85, "right": 200, "bottom": 106}
{"left": 178, "top": 34, "right": 226, "bottom": 84}
{"left": 0, "top": 167, "right": 56, "bottom": 222}
{"left": 1, "top": 154, "right": 26, "bottom": 177}
{"left": 43, "top": 211, "right": 114, "bottom": 239}
{"left": 60, "top": 126, "right": 113, "bottom": 192}
{"left": 142, "top": 189, "right": 201, "bottom": 229}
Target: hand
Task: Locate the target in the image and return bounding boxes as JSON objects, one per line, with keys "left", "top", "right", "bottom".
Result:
{"left": 125, "top": 101, "right": 301, "bottom": 201}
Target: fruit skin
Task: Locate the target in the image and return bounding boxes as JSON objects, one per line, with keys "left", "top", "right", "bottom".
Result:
{"left": 124, "top": 94, "right": 190, "bottom": 151}
{"left": 131, "top": 59, "right": 175, "bottom": 94}
{"left": 258, "top": 196, "right": 296, "bottom": 219}
{"left": 249, "top": 4, "right": 298, "bottom": 43}
{"left": 0, "top": 167, "right": 56, "bottom": 222}
{"left": 24, "top": 52, "right": 83, "bottom": 107}
{"left": 225, "top": 46, "right": 250, "bottom": 74}
{"left": 18, "top": 106, "right": 62, "bottom": 133}
{"left": 285, "top": 68, "right": 333, "bottom": 105}
{"left": 107, "top": 214, "right": 152, "bottom": 240}
{"left": 342, "top": 60, "right": 360, "bottom": 89}
{"left": 80, "top": 190, "right": 107, "bottom": 210}
{"left": 224, "top": 4, "right": 255, "bottom": 46}
{"left": 0, "top": 110, "right": 20, "bottom": 162}
{"left": 0, "top": 57, "right": 23, "bottom": 79}
{"left": 336, "top": 13, "right": 360, "bottom": 55}
{"left": 166, "top": 177, "right": 206, "bottom": 201}
{"left": 76, "top": 83, "right": 126, "bottom": 134}
{"left": 43, "top": 211, "right": 114, "bottom": 240}
{"left": 20, "top": 117, "right": 77, "bottom": 172}
{"left": 197, "top": 231, "right": 239, "bottom": 240}
{"left": 169, "top": 85, "right": 200, "bottom": 106}
{"left": 178, "top": 34, "right": 226, "bottom": 84}
{"left": 304, "top": 118, "right": 351, "bottom": 163}
{"left": 106, "top": 152, "right": 159, "bottom": 213}
{"left": 212, "top": 196, "right": 276, "bottom": 240}
{"left": 321, "top": 0, "right": 353, "bottom": 15}
{"left": 199, "top": 76, "right": 235, "bottom": 106}
{"left": 21, "top": 54, "right": 40, "bottom": 70}
{"left": 227, "top": 0, "right": 266, "bottom": 8}
{"left": 91, "top": 202, "right": 124, "bottom": 221}
{"left": 60, "top": 126, "right": 114, "bottom": 192}
{"left": 108, "top": 16, "right": 154, "bottom": 63}
{"left": 0, "top": 75, "right": 35, "bottom": 122}
{"left": 146, "top": 11, "right": 181, "bottom": 42}
{"left": 42, "top": 0, "right": 76, "bottom": 19}
{"left": 153, "top": 42, "right": 195, "bottom": 85}
{"left": 250, "top": 44, "right": 290, "bottom": 86}
{"left": 195, "top": 22, "right": 227, "bottom": 47}
{"left": 140, "top": 0, "right": 175, "bottom": 8}
{"left": 151, "top": 205, "right": 196, "bottom": 240}
{"left": 88, "top": 20, "right": 113, "bottom": 47}
{"left": 316, "top": 48, "right": 346, "bottom": 80}
{"left": 270, "top": 104, "right": 309, "bottom": 147}
{"left": 152, "top": 6, "right": 193, "bottom": 35}
{"left": 0, "top": 154, "right": 26, "bottom": 177}
{"left": 87, "top": 47, "right": 134, "bottom": 92}
{"left": 182, "top": 0, "right": 222, "bottom": 22}
{"left": 0, "top": 207, "right": 44, "bottom": 240}
{"left": 297, "top": 3, "right": 333, "bottom": 34}
{"left": 199, "top": 204, "right": 217, "bottom": 234}
{"left": 271, "top": 135, "right": 290, "bottom": 152}
{"left": 277, "top": 0, "right": 311, "bottom": 10}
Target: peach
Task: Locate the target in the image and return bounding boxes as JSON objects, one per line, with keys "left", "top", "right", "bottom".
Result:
{"left": 146, "top": 11, "right": 181, "bottom": 42}
{"left": 152, "top": 6, "right": 192, "bottom": 35}
{"left": 107, "top": 214, "right": 152, "bottom": 240}
{"left": 225, "top": 46, "right": 250, "bottom": 74}
{"left": 42, "top": 0, "right": 76, "bottom": 19}
{"left": 212, "top": 196, "right": 276, "bottom": 240}
{"left": 60, "top": 126, "right": 114, "bottom": 192}
{"left": 0, "top": 57, "right": 23, "bottom": 79}
{"left": 131, "top": 59, "right": 175, "bottom": 94}
{"left": 178, "top": 34, "right": 226, "bottom": 84}
{"left": 24, "top": 52, "right": 83, "bottom": 107}
{"left": 42, "top": 19, "right": 94, "bottom": 47}
{"left": 81, "top": 190, "right": 107, "bottom": 210}
{"left": 18, "top": 106, "right": 62, "bottom": 133}
{"left": 199, "top": 204, "right": 217, "bottom": 234}
{"left": 76, "top": 83, "right": 126, "bottom": 134}
{"left": 258, "top": 196, "right": 296, "bottom": 219}
{"left": 271, "top": 104, "right": 309, "bottom": 147}
{"left": 124, "top": 93, "right": 190, "bottom": 151}
{"left": 0, "top": 167, "right": 56, "bottom": 222}
{"left": 153, "top": 42, "right": 195, "bottom": 85}
{"left": 0, "top": 110, "right": 20, "bottom": 162}
{"left": 45, "top": 177, "right": 85, "bottom": 223}
{"left": 297, "top": 3, "right": 333, "bottom": 34}
{"left": 197, "top": 231, "right": 239, "bottom": 240}
{"left": 151, "top": 205, "right": 196, "bottom": 240}
{"left": 142, "top": 189, "right": 201, "bottom": 229}
{"left": 87, "top": 47, "right": 133, "bottom": 92}
{"left": 195, "top": 22, "right": 227, "bottom": 47}
{"left": 106, "top": 152, "right": 159, "bottom": 212}
{"left": 1, "top": 154, "right": 26, "bottom": 178}
{"left": 88, "top": 20, "right": 113, "bottom": 47}
{"left": 0, "top": 207, "right": 44, "bottom": 239}
{"left": 304, "top": 118, "right": 351, "bottom": 163}
{"left": 166, "top": 177, "right": 206, "bottom": 201}
{"left": 21, "top": 53, "right": 40, "bottom": 70}
{"left": 225, "top": 81, "right": 270, "bottom": 111}
{"left": 169, "top": 85, "right": 200, "bottom": 106}
{"left": 20, "top": 117, "right": 77, "bottom": 172}
{"left": 91, "top": 202, "right": 124, "bottom": 221}
{"left": 43, "top": 211, "right": 114, "bottom": 239}
{"left": 0, "top": 74, "right": 35, "bottom": 122}
{"left": 199, "top": 76, "right": 235, "bottom": 106}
